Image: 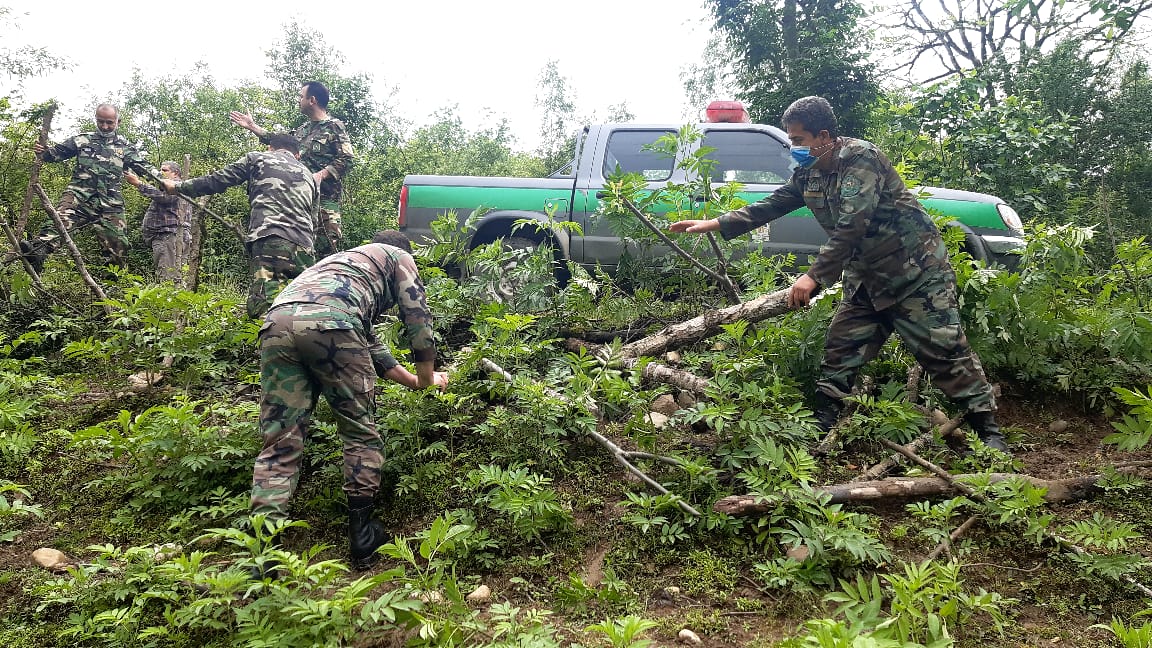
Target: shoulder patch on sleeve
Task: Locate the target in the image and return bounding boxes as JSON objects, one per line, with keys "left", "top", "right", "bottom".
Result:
{"left": 841, "top": 175, "right": 863, "bottom": 198}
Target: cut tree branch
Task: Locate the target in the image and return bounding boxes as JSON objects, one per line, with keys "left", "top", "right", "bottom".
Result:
{"left": 618, "top": 196, "right": 739, "bottom": 304}
{"left": 479, "top": 357, "right": 700, "bottom": 517}
{"left": 17, "top": 102, "right": 56, "bottom": 235}
{"left": 609, "top": 288, "right": 794, "bottom": 360}
{"left": 714, "top": 472, "right": 1105, "bottom": 516}
{"left": 32, "top": 183, "right": 111, "bottom": 313}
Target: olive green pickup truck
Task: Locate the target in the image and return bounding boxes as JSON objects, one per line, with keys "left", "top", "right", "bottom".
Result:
{"left": 399, "top": 118, "right": 1025, "bottom": 279}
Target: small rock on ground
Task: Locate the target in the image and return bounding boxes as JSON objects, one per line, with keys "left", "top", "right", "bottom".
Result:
{"left": 678, "top": 628, "right": 702, "bottom": 644}
{"left": 32, "top": 548, "right": 71, "bottom": 571}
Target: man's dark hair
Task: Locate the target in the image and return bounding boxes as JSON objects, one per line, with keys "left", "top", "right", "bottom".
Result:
{"left": 266, "top": 133, "right": 300, "bottom": 155}
{"left": 781, "top": 96, "right": 839, "bottom": 138}
{"left": 371, "top": 229, "right": 412, "bottom": 252}
{"left": 302, "top": 81, "right": 330, "bottom": 109}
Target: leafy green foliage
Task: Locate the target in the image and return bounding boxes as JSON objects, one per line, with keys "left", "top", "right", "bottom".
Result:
{"left": 0, "top": 480, "right": 42, "bottom": 542}
{"left": 585, "top": 615, "right": 660, "bottom": 648}
{"left": 464, "top": 464, "right": 573, "bottom": 542}
{"left": 69, "top": 399, "right": 258, "bottom": 512}
{"left": 704, "top": 0, "right": 879, "bottom": 136}
{"left": 1104, "top": 385, "right": 1152, "bottom": 450}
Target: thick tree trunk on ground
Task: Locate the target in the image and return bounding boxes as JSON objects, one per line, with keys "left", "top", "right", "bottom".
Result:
{"left": 615, "top": 288, "right": 793, "bottom": 359}
{"left": 623, "top": 358, "right": 713, "bottom": 395}
{"left": 713, "top": 473, "right": 1104, "bottom": 516}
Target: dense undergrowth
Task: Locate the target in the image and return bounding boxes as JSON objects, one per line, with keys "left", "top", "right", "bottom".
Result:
{"left": 2, "top": 217, "right": 1152, "bottom": 647}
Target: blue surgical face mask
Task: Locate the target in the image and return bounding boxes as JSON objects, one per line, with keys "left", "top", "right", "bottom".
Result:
{"left": 789, "top": 139, "right": 836, "bottom": 170}
{"left": 790, "top": 146, "right": 818, "bottom": 169}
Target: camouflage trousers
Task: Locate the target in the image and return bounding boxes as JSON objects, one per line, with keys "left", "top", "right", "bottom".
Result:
{"left": 816, "top": 276, "right": 996, "bottom": 413}
{"left": 251, "top": 305, "right": 382, "bottom": 520}
{"left": 36, "top": 192, "right": 129, "bottom": 267}
{"left": 245, "top": 236, "right": 315, "bottom": 319}
{"left": 314, "top": 200, "right": 343, "bottom": 256}
{"left": 143, "top": 230, "right": 182, "bottom": 284}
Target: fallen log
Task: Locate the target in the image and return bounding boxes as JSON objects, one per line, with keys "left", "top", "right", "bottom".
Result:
{"left": 713, "top": 473, "right": 1105, "bottom": 516}
{"left": 614, "top": 288, "right": 794, "bottom": 360}
{"left": 622, "top": 358, "right": 713, "bottom": 395}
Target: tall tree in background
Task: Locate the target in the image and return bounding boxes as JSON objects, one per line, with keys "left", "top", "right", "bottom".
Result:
{"left": 704, "top": 0, "right": 879, "bottom": 135}
{"left": 263, "top": 21, "right": 385, "bottom": 144}
{"left": 535, "top": 60, "right": 577, "bottom": 174}
{"left": 882, "top": 0, "right": 1152, "bottom": 96}
{"left": 0, "top": 6, "right": 66, "bottom": 101}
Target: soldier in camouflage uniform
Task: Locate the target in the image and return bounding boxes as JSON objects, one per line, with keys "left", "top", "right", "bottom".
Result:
{"left": 161, "top": 134, "right": 317, "bottom": 318}
{"left": 670, "top": 96, "right": 1006, "bottom": 452}
{"left": 230, "top": 80, "right": 355, "bottom": 256}
{"left": 126, "top": 161, "right": 188, "bottom": 284}
{"left": 22, "top": 104, "right": 160, "bottom": 272}
{"left": 251, "top": 230, "right": 448, "bottom": 571}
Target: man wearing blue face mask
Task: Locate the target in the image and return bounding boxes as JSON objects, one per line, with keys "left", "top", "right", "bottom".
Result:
{"left": 670, "top": 96, "right": 1006, "bottom": 454}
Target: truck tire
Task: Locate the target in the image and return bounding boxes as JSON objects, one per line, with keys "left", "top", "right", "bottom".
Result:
{"left": 465, "top": 236, "right": 551, "bottom": 304}
{"left": 947, "top": 221, "right": 990, "bottom": 264}
{"left": 494, "top": 236, "right": 542, "bottom": 303}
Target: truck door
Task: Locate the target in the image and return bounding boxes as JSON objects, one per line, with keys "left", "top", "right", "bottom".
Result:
{"left": 572, "top": 128, "right": 679, "bottom": 269}
{"left": 698, "top": 128, "right": 825, "bottom": 266}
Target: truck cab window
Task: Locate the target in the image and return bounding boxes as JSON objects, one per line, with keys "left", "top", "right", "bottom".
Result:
{"left": 602, "top": 129, "right": 675, "bottom": 181}
{"left": 702, "top": 130, "right": 791, "bottom": 184}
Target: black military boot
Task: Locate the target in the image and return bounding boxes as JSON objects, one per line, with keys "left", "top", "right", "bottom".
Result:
{"left": 348, "top": 496, "right": 386, "bottom": 571}
{"left": 18, "top": 240, "right": 45, "bottom": 274}
{"left": 965, "top": 410, "right": 1009, "bottom": 453}
{"left": 812, "top": 392, "right": 844, "bottom": 434}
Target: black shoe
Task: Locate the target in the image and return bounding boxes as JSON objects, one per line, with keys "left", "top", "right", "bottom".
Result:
{"left": 18, "top": 240, "right": 45, "bottom": 274}
{"left": 348, "top": 497, "right": 386, "bottom": 571}
{"left": 964, "top": 411, "right": 1009, "bottom": 453}
{"left": 812, "top": 392, "right": 844, "bottom": 434}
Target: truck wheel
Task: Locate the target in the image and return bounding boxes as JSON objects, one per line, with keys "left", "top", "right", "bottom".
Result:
{"left": 464, "top": 236, "right": 553, "bottom": 305}
{"left": 947, "top": 222, "right": 990, "bottom": 264}
{"left": 493, "top": 236, "right": 542, "bottom": 302}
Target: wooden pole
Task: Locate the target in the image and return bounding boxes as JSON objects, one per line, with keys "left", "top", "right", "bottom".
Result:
{"left": 16, "top": 103, "right": 56, "bottom": 235}
{"left": 32, "top": 183, "right": 111, "bottom": 314}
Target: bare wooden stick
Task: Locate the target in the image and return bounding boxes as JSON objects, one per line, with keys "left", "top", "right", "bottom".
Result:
{"left": 1, "top": 219, "right": 44, "bottom": 286}
{"left": 905, "top": 364, "right": 924, "bottom": 404}
{"left": 704, "top": 231, "right": 740, "bottom": 304}
{"left": 480, "top": 357, "right": 700, "bottom": 516}
{"left": 17, "top": 103, "right": 56, "bottom": 235}
{"left": 877, "top": 439, "right": 1152, "bottom": 597}
{"left": 32, "top": 183, "right": 111, "bottom": 313}
{"left": 855, "top": 414, "right": 964, "bottom": 481}
{"left": 618, "top": 196, "right": 739, "bottom": 304}
{"left": 927, "top": 514, "right": 979, "bottom": 560}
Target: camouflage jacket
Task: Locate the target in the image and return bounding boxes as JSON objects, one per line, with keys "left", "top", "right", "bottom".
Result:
{"left": 716, "top": 138, "right": 952, "bottom": 310}
{"left": 270, "top": 243, "right": 436, "bottom": 374}
{"left": 260, "top": 118, "right": 354, "bottom": 203}
{"left": 41, "top": 131, "right": 158, "bottom": 215}
{"left": 135, "top": 183, "right": 187, "bottom": 235}
{"left": 177, "top": 150, "right": 317, "bottom": 249}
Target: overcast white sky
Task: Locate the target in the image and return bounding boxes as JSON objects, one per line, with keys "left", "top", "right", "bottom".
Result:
{"left": 5, "top": 0, "right": 715, "bottom": 151}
